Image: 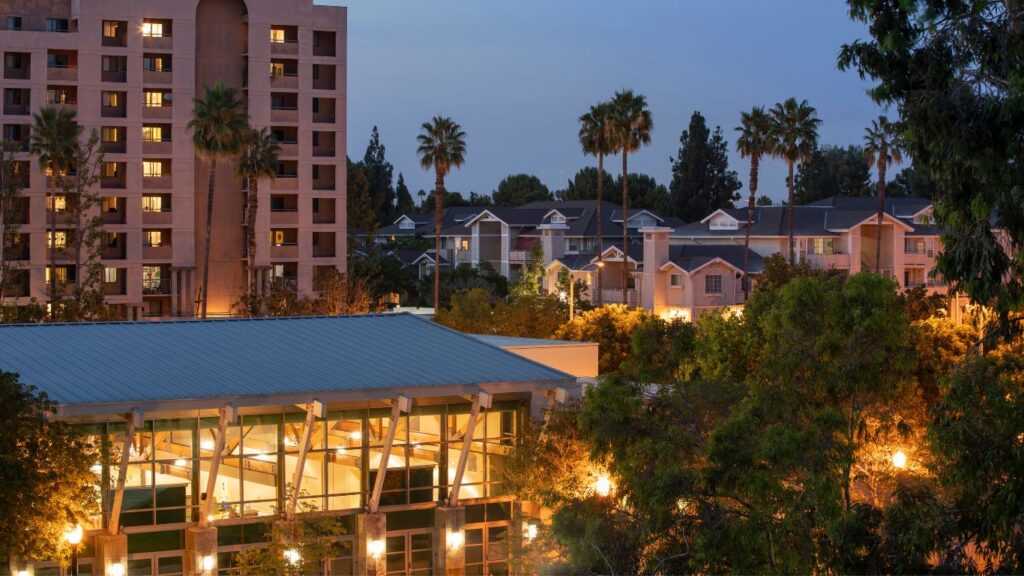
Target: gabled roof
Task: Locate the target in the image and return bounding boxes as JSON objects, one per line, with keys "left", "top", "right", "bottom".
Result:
{"left": 608, "top": 208, "right": 664, "bottom": 223}
{"left": 661, "top": 244, "right": 764, "bottom": 274}
{"left": 0, "top": 315, "right": 572, "bottom": 417}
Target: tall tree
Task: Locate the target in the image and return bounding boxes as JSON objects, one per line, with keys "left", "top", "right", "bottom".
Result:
{"left": 416, "top": 116, "right": 467, "bottom": 311}
{"left": 555, "top": 167, "right": 617, "bottom": 201}
{"left": 736, "top": 106, "right": 772, "bottom": 298}
{"left": 610, "top": 90, "right": 653, "bottom": 306}
{"left": 363, "top": 126, "right": 395, "bottom": 224}
{"left": 792, "top": 145, "right": 873, "bottom": 204}
{"left": 669, "top": 111, "right": 742, "bottom": 222}
{"left": 580, "top": 102, "right": 616, "bottom": 304}
{"left": 235, "top": 127, "right": 280, "bottom": 290}
{"left": 492, "top": 173, "right": 552, "bottom": 206}
{"left": 346, "top": 159, "right": 377, "bottom": 246}
{"left": 30, "top": 107, "right": 80, "bottom": 313}
{"left": 864, "top": 115, "right": 904, "bottom": 274}
{"left": 188, "top": 83, "right": 248, "bottom": 318}
{"left": 394, "top": 173, "right": 414, "bottom": 214}
{"left": 615, "top": 173, "right": 670, "bottom": 214}
{"left": 769, "top": 98, "right": 821, "bottom": 264}
{"left": 885, "top": 166, "right": 934, "bottom": 199}
{"left": 0, "top": 141, "right": 25, "bottom": 315}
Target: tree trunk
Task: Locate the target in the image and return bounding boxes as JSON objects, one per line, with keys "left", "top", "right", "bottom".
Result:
{"left": 246, "top": 176, "right": 258, "bottom": 290}
{"left": 875, "top": 160, "right": 886, "bottom": 275}
{"left": 621, "top": 151, "right": 629, "bottom": 306}
{"left": 48, "top": 174, "right": 57, "bottom": 315}
{"left": 433, "top": 169, "right": 444, "bottom": 312}
{"left": 595, "top": 153, "right": 603, "bottom": 305}
{"left": 787, "top": 160, "right": 795, "bottom": 266}
{"left": 200, "top": 158, "right": 216, "bottom": 318}
{"left": 744, "top": 153, "right": 759, "bottom": 299}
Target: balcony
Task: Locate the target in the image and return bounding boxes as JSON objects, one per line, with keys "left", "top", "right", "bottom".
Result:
{"left": 102, "top": 69, "right": 127, "bottom": 83}
{"left": 277, "top": 142, "right": 298, "bottom": 157}
{"left": 102, "top": 202, "right": 126, "bottom": 224}
{"left": 143, "top": 277, "right": 171, "bottom": 295}
{"left": 143, "top": 210, "right": 173, "bottom": 226}
{"left": 312, "top": 233, "right": 336, "bottom": 258}
{"left": 270, "top": 107, "right": 298, "bottom": 123}
{"left": 270, "top": 244, "right": 298, "bottom": 259}
{"left": 313, "top": 31, "right": 336, "bottom": 57}
{"left": 101, "top": 243, "right": 126, "bottom": 260}
{"left": 102, "top": 137, "right": 126, "bottom": 154}
{"left": 599, "top": 288, "right": 637, "bottom": 306}
{"left": 101, "top": 174, "right": 127, "bottom": 189}
{"left": 102, "top": 104, "right": 127, "bottom": 118}
{"left": 142, "top": 103, "right": 172, "bottom": 120}
{"left": 102, "top": 21, "right": 128, "bottom": 48}
{"left": 4, "top": 240, "right": 29, "bottom": 261}
{"left": 3, "top": 102, "right": 29, "bottom": 116}
{"left": 143, "top": 140, "right": 172, "bottom": 155}
{"left": 270, "top": 210, "right": 298, "bottom": 225}
{"left": 313, "top": 178, "right": 335, "bottom": 191}
{"left": 508, "top": 250, "right": 528, "bottom": 262}
{"left": 312, "top": 112, "right": 335, "bottom": 124}
{"left": 270, "top": 73, "right": 298, "bottom": 90}
{"left": 313, "top": 143, "right": 335, "bottom": 157}
{"left": 143, "top": 69, "right": 173, "bottom": 85}
{"left": 271, "top": 41, "right": 298, "bottom": 56}
{"left": 47, "top": 65, "right": 77, "bottom": 82}
{"left": 904, "top": 251, "right": 935, "bottom": 266}
{"left": 312, "top": 207, "right": 335, "bottom": 224}
{"left": 270, "top": 276, "right": 298, "bottom": 292}
{"left": 313, "top": 65, "right": 336, "bottom": 91}
{"left": 3, "top": 55, "right": 30, "bottom": 80}
{"left": 143, "top": 174, "right": 172, "bottom": 190}
{"left": 103, "top": 278, "right": 127, "bottom": 296}
{"left": 806, "top": 253, "right": 851, "bottom": 270}
{"left": 2, "top": 274, "right": 30, "bottom": 298}
{"left": 143, "top": 245, "right": 173, "bottom": 260}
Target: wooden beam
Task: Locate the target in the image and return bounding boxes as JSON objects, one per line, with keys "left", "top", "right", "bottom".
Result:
{"left": 108, "top": 408, "right": 142, "bottom": 535}
{"left": 538, "top": 388, "right": 567, "bottom": 444}
{"left": 286, "top": 399, "right": 324, "bottom": 519}
{"left": 448, "top": 391, "right": 491, "bottom": 507}
{"left": 368, "top": 395, "right": 411, "bottom": 514}
{"left": 199, "top": 404, "right": 236, "bottom": 527}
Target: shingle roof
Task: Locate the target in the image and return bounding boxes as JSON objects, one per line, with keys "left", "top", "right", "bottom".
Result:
{"left": 673, "top": 202, "right": 935, "bottom": 238}
{"left": 666, "top": 244, "right": 764, "bottom": 273}
{"left": 0, "top": 315, "right": 571, "bottom": 414}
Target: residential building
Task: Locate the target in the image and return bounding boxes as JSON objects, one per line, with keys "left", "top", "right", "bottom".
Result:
{"left": 0, "top": 314, "right": 590, "bottom": 576}
{"left": 0, "top": 0, "right": 347, "bottom": 319}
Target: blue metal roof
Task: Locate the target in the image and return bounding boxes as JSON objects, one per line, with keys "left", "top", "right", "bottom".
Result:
{"left": 0, "top": 314, "right": 571, "bottom": 410}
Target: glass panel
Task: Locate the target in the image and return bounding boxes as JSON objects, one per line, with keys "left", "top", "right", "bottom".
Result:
{"left": 127, "top": 559, "right": 152, "bottom": 576}
{"left": 157, "top": 556, "right": 183, "bottom": 575}
{"left": 370, "top": 413, "right": 407, "bottom": 447}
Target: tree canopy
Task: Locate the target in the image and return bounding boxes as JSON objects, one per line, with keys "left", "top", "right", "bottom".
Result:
{"left": 669, "top": 111, "right": 742, "bottom": 222}
{"left": 491, "top": 173, "right": 552, "bottom": 206}
{"left": 792, "top": 144, "right": 872, "bottom": 204}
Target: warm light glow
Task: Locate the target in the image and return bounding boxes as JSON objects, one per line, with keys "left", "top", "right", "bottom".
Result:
{"left": 90, "top": 463, "right": 103, "bottom": 475}
{"left": 335, "top": 447, "right": 347, "bottom": 455}
{"left": 525, "top": 524, "right": 538, "bottom": 542}
{"left": 174, "top": 458, "right": 187, "bottom": 467}
{"left": 284, "top": 437, "right": 296, "bottom": 447}
{"left": 283, "top": 548, "right": 301, "bottom": 566}
{"left": 107, "top": 563, "right": 125, "bottom": 576}
{"left": 200, "top": 440, "right": 214, "bottom": 451}
{"left": 351, "top": 430, "right": 362, "bottom": 442}
{"left": 595, "top": 475, "right": 612, "bottom": 497}
{"left": 202, "top": 555, "right": 214, "bottom": 572}
{"left": 368, "top": 539, "right": 385, "bottom": 558}
{"left": 18, "top": 571, "right": 28, "bottom": 576}
{"left": 447, "top": 531, "right": 464, "bottom": 550}
{"left": 892, "top": 450, "right": 908, "bottom": 469}
{"left": 206, "top": 514, "right": 215, "bottom": 523}
{"left": 64, "top": 524, "right": 83, "bottom": 545}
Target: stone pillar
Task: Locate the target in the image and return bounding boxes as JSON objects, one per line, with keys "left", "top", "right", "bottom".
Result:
{"left": 170, "top": 269, "right": 178, "bottom": 316}
{"left": 893, "top": 226, "right": 906, "bottom": 288}
{"left": 434, "top": 506, "right": 466, "bottom": 576}
{"left": 356, "top": 513, "right": 387, "bottom": 576}
{"left": 184, "top": 526, "right": 218, "bottom": 576}
{"left": 94, "top": 533, "right": 127, "bottom": 576}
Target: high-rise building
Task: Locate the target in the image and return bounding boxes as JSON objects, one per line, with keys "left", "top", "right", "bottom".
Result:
{"left": 0, "top": 0, "right": 347, "bottom": 318}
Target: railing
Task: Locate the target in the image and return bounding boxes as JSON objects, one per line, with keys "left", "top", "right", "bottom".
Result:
{"left": 143, "top": 278, "right": 171, "bottom": 295}
{"left": 270, "top": 277, "right": 298, "bottom": 292}
{"left": 508, "top": 250, "right": 528, "bottom": 262}
{"left": 599, "top": 289, "right": 637, "bottom": 305}
{"left": 102, "top": 70, "right": 127, "bottom": 83}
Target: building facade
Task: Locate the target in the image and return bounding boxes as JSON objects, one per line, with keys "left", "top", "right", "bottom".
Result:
{"left": 0, "top": 0, "right": 347, "bottom": 319}
{"left": 0, "top": 314, "right": 583, "bottom": 576}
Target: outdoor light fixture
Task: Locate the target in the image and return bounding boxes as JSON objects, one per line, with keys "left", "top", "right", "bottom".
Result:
{"left": 594, "top": 475, "right": 612, "bottom": 497}
{"left": 525, "top": 524, "right": 538, "bottom": 542}
{"left": 447, "top": 531, "right": 464, "bottom": 550}
{"left": 90, "top": 463, "right": 103, "bottom": 475}
{"left": 200, "top": 440, "right": 214, "bottom": 451}
{"left": 351, "top": 431, "right": 362, "bottom": 442}
{"left": 17, "top": 570, "right": 28, "bottom": 576}
{"left": 64, "top": 524, "right": 83, "bottom": 546}
{"left": 368, "top": 539, "right": 385, "bottom": 559}
{"left": 283, "top": 548, "right": 301, "bottom": 566}
{"left": 335, "top": 446, "right": 347, "bottom": 455}
{"left": 174, "top": 458, "right": 187, "bottom": 467}
{"left": 892, "top": 450, "right": 908, "bottom": 469}
{"left": 202, "top": 555, "right": 214, "bottom": 573}
{"left": 107, "top": 562, "right": 125, "bottom": 576}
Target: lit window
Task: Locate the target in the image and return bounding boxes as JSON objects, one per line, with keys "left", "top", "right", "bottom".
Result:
{"left": 142, "top": 266, "right": 161, "bottom": 290}
{"left": 670, "top": 274, "right": 682, "bottom": 287}
{"left": 143, "top": 55, "right": 169, "bottom": 72}
{"left": 103, "top": 267, "right": 117, "bottom": 283}
{"left": 142, "top": 126, "right": 163, "bottom": 142}
{"left": 46, "top": 266, "right": 69, "bottom": 284}
{"left": 47, "top": 231, "right": 67, "bottom": 248}
{"left": 143, "top": 161, "right": 163, "bottom": 178}
{"left": 102, "top": 91, "right": 120, "bottom": 108}
{"left": 704, "top": 274, "right": 722, "bottom": 295}
{"left": 141, "top": 20, "right": 164, "bottom": 38}
{"left": 144, "top": 91, "right": 165, "bottom": 107}
{"left": 270, "top": 28, "right": 286, "bottom": 43}
{"left": 270, "top": 62, "right": 285, "bottom": 78}
{"left": 145, "top": 230, "right": 163, "bottom": 247}
{"left": 103, "top": 163, "right": 120, "bottom": 178}
{"left": 460, "top": 238, "right": 469, "bottom": 251}
{"left": 101, "top": 127, "right": 120, "bottom": 143}
{"left": 811, "top": 238, "right": 835, "bottom": 255}
{"left": 102, "top": 20, "right": 120, "bottom": 38}
{"left": 46, "top": 195, "right": 67, "bottom": 212}
{"left": 142, "top": 195, "right": 164, "bottom": 212}
{"left": 273, "top": 230, "right": 285, "bottom": 246}
{"left": 102, "top": 197, "right": 118, "bottom": 212}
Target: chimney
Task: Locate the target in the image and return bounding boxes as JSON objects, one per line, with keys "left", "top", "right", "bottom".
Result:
{"left": 538, "top": 223, "right": 567, "bottom": 266}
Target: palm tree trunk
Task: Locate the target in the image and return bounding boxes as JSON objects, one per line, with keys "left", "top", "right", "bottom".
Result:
{"left": 200, "top": 158, "right": 216, "bottom": 318}
{"left": 74, "top": 191, "right": 82, "bottom": 306}
{"left": 48, "top": 175, "right": 57, "bottom": 314}
{"left": 433, "top": 170, "right": 444, "bottom": 312}
{"left": 246, "top": 176, "right": 258, "bottom": 290}
{"left": 744, "top": 153, "right": 759, "bottom": 299}
{"left": 875, "top": 161, "right": 886, "bottom": 275}
{"left": 595, "top": 153, "right": 603, "bottom": 305}
{"left": 787, "top": 160, "right": 795, "bottom": 266}
{"left": 621, "top": 151, "right": 629, "bottom": 306}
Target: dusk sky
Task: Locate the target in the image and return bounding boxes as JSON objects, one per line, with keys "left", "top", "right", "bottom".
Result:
{"left": 332, "top": 1, "right": 886, "bottom": 205}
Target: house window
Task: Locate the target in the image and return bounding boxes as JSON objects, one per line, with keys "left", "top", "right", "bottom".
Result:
{"left": 101, "top": 197, "right": 118, "bottom": 213}
{"left": 102, "top": 91, "right": 120, "bottom": 108}
{"left": 142, "top": 161, "right": 163, "bottom": 178}
{"left": 914, "top": 213, "right": 933, "bottom": 225}
{"left": 142, "top": 195, "right": 166, "bottom": 212}
{"left": 460, "top": 238, "right": 469, "bottom": 251}
{"left": 46, "top": 195, "right": 67, "bottom": 212}
{"left": 6, "top": 17, "right": 23, "bottom": 31}
{"left": 143, "top": 55, "right": 169, "bottom": 72}
{"left": 102, "top": 20, "right": 120, "bottom": 38}
{"left": 102, "top": 162, "right": 120, "bottom": 178}
{"left": 144, "top": 91, "right": 166, "bottom": 107}
{"left": 141, "top": 20, "right": 165, "bottom": 38}
{"left": 810, "top": 238, "right": 835, "bottom": 255}
{"left": 705, "top": 274, "right": 722, "bottom": 295}
{"left": 46, "top": 18, "right": 69, "bottom": 33}
{"left": 142, "top": 125, "right": 163, "bottom": 142}
{"left": 4, "top": 53, "right": 23, "bottom": 69}
{"left": 145, "top": 230, "right": 163, "bottom": 247}
{"left": 399, "top": 219, "right": 415, "bottom": 230}
{"left": 270, "top": 61, "right": 285, "bottom": 78}
{"left": 270, "top": 28, "right": 286, "bottom": 43}
{"left": 670, "top": 274, "right": 682, "bottom": 287}
{"left": 550, "top": 214, "right": 566, "bottom": 224}
{"left": 142, "top": 266, "right": 161, "bottom": 290}
{"left": 46, "top": 266, "right": 69, "bottom": 284}
{"left": 103, "top": 267, "right": 117, "bottom": 283}
{"left": 47, "top": 231, "right": 67, "bottom": 248}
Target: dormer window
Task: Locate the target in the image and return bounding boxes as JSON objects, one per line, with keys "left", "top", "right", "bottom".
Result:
{"left": 550, "top": 214, "right": 566, "bottom": 224}
{"left": 398, "top": 219, "right": 415, "bottom": 230}
{"left": 914, "top": 213, "right": 933, "bottom": 225}
{"left": 709, "top": 219, "right": 738, "bottom": 230}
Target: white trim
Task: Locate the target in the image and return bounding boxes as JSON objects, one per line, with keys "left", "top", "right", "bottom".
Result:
{"left": 699, "top": 209, "right": 742, "bottom": 225}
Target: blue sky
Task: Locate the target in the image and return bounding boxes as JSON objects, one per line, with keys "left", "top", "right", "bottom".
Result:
{"left": 329, "top": 0, "right": 884, "bottom": 204}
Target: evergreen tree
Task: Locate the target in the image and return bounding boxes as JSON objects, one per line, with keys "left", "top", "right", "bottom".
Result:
{"left": 492, "top": 173, "right": 552, "bottom": 206}
{"left": 556, "top": 167, "right": 616, "bottom": 201}
{"left": 886, "top": 166, "right": 935, "bottom": 199}
{"left": 792, "top": 144, "right": 872, "bottom": 204}
{"left": 362, "top": 126, "right": 395, "bottom": 224}
{"left": 668, "top": 112, "right": 742, "bottom": 222}
{"left": 614, "top": 173, "right": 670, "bottom": 214}
{"left": 394, "top": 173, "right": 414, "bottom": 215}
{"left": 346, "top": 159, "right": 377, "bottom": 246}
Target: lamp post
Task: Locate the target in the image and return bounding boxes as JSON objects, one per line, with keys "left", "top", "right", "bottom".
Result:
{"left": 569, "top": 275, "right": 575, "bottom": 320}
{"left": 64, "top": 524, "right": 83, "bottom": 576}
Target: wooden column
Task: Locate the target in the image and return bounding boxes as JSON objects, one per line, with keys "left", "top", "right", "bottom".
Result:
{"left": 448, "top": 391, "right": 491, "bottom": 507}
{"left": 108, "top": 408, "right": 143, "bottom": 534}
{"left": 199, "top": 404, "right": 236, "bottom": 526}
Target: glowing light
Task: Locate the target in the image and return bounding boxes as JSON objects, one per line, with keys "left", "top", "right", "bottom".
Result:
{"left": 892, "top": 450, "right": 908, "bottom": 469}
{"left": 64, "top": 524, "right": 83, "bottom": 545}
{"left": 594, "top": 475, "right": 612, "bottom": 497}
{"left": 90, "top": 463, "right": 103, "bottom": 475}
{"left": 202, "top": 555, "right": 214, "bottom": 572}
{"left": 350, "top": 431, "right": 362, "bottom": 442}
{"left": 107, "top": 563, "right": 125, "bottom": 576}
{"left": 284, "top": 437, "right": 296, "bottom": 447}
{"left": 368, "top": 539, "right": 385, "bottom": 558}
{"left": 525, "top": 524, "right": 538, "bottom": 542}
{"left": 200, "top": 440, "right": 215, "bottom": 451}
{"left": 447, "top": 531, "right": 463, "bottom": 550}
{"left": 283, "top": 548, "right": 301, "bottom": 566}
{"left": 206, "top": 514, "right": 215, "bottom": 523}
{"left": 174, "top": 458, "right": 187, "bottom": 467}
{"left": 17, "top": 571, "right": 28, "bottom": 576}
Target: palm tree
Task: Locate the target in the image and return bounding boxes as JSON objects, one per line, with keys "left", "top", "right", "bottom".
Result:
{"left": 864, "top": 115, "right": 904, "bottom": 275}
{"left": 188, "top": 83, "right": 248, "bottom": 318}
{"left": 235, "top": 127, "right": 280, "bottom": 292}
{"left": 736, "top": 106, "right": 772, "bottom": 298}
{"left": 30, "top": 106, "right": 80, "bottom": 311}
{"left": 578, "top": 102, "right": 615, "bottom": 304}
{"left": 416, "top": 116, "right": 466, "bottom": 312}
{"left": 609, "top": 90, "right": 653, "bottom": 306}
{"left": 769, "top": 98, "right": 821, "bottom": 265}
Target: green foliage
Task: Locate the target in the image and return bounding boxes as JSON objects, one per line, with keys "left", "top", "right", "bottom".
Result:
{"left": 417, "top": 189, "right": 492, "bottom": 211}
{"left": 363, "top": 126, "right": 395, "bottom": 224}
{"left": 669, "top": 111, "right": 743, "bottom": 222}
{"left": 235, "top": 269, "right": 377, "bottom": 317}
{"left": 0, "top": 371, "right": 98, "bottom": 562}
{"left": 616, "top": 173, "right": 670, "bottom": 214}
{"left": 394, "top": 173, "right": 414, "bottom": 215}
{"left": 910, "top": 317, "right": 975, "bottom": 403}
{"left": 346, "top": 159, "right": 378, "bottom": 244}
{"left": 554, "top": 167, "right": 615, "bottom": 202}
{"left": 434, "top": 288, "right": 566, "bottom": 338}
{"left": 349, "top": 249, "right": 418, "bottom": 306}
{"left": 755, "top": 194, "right": 774, "bottom": 206}
{"left": 492, "top": 173, "right": 552, "bottom": 206}
{"left": 417, "top": 262, "right": 508, "bottom": 310}
{"left": 236, "top": 127, "right": 280, "bottom": 275}
{"left": 901, "top": 285, "right": 949, "bottom": 322}
{"left": 792, "top": 144, "right": 872, "bottom": 204}
{"left": 886, "top": 166, "right": 935, "bottom": 199}
{"left": 509, "top": 243, "right": 545, "bottom": 298}
{"left": 555, "top": 305, "right": 659, "bottom": 374}
{"left": 1, "top": 140, "right": 26, "bottom": 317}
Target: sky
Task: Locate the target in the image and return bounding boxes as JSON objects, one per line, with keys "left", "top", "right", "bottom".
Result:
{"left": 329, "top": 0, "right": 885, "bottom": 205}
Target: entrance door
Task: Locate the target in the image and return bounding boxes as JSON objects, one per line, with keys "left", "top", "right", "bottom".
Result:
{"left": 385, "top": 529, "right": 433, "bottom": 576}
